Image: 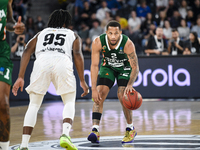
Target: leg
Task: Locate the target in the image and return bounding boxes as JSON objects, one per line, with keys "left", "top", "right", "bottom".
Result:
{"left": 89, "top": 66, "right": 115, "bottom": 143}
{"left": 19, "top": 93, "right": 43, "bottom": 149}
{"left": 59, "top": 91, "right": 77, "bottom": 150}
{"left": 92, "top": 85, "right": 110, "bottom": 126}
{"left": 88, "top": 85, "right": 110, "bottom": 143}
{"left": 117, "top": 86, "right": 133, "bottom": 125}
{"left": 118, "top": 86, "right": 137, "bottom": 143}
{"left": 0, "top": 81, "right": 11, "bottom": 150}
{"left": 61, "top": 91, "right": 76, "bottom": 136}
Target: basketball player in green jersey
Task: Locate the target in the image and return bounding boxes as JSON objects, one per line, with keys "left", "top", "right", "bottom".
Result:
{"left": 0, "top": 0, "right": 25, "bottom": 149}
{"left": 88, "top": 20, "right": 139, "bottom": 144}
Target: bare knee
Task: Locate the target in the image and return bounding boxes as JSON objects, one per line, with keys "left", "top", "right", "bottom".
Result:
{"left": 98, "top": 90, "right": 108, "bottom": 105}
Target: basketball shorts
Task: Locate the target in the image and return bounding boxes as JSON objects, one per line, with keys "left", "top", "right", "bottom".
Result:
{"left": 97, "top": 65, "right": 131, "bottom": 89}
{"left": 26, "top": 56, "right": 76, "bottom": 95}
{"left": 0, "top": 41, "right": 13, "bottom": 86}
{"left": 0, "top": 64, "right": 13, "bottom": 86}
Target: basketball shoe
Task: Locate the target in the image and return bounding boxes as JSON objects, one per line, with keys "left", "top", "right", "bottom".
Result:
{"left": 122, "top": 127, "right": 137, "bottom": 143}
{"left": 16, "top": 147, "right": 28, "bottom": 150}
{"left": 87, "top": 128, "right": 100, "bottom": 143}
{"left": 59, "top": 134, "right": 77, "bottom": 150}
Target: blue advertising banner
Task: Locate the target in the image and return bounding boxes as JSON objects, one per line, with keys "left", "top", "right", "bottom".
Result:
{"left": 10, "top": 55, "right": 200, "bottom": 100}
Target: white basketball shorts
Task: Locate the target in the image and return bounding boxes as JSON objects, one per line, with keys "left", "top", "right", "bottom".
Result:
{"left": 26, "top": 55, "right": 76, "bottom": 95}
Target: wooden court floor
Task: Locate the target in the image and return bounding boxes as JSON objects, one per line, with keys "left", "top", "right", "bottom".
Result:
{"left": 9, "top": 100, "right": 200, "bottom": 146}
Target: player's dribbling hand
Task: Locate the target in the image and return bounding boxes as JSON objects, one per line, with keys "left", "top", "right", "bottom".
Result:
{"left": 124, "top": 85, "right": 135, "bottom": 96}
{"left": 80, "top": 80, "right": 89, "bottom": 97}
{"left": 13, "top": 16, "right": 25, "bottom": 35}
{"left": 92, "top": 88, "right": 102, "bottom": 104}
{"left": 12, "top": 77, "right": 24, "bottom": 96}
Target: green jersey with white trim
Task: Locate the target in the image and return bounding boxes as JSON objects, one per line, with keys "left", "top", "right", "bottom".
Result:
{"left": 99, "top": 33, "right": 131, "bottom": 72}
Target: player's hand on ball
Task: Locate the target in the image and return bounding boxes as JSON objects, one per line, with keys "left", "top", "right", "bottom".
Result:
{"left": 124, "top": 85, "right": 135, "bottom": 96}
{"left": 12, "top": 77, "right": 24, "bottom": 96}
{"left": 80, "top": 80, "right": 89, "bottom": 97}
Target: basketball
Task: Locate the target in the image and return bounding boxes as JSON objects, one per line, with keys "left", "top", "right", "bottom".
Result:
{"left": 122, "top": 90, "right": 143, "bottom": 110}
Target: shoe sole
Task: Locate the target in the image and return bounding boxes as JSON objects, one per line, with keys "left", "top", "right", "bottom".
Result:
{"left": 60, "top": 139, "right": 77, "bottom": 150}
{"left": 121, "top": 132, "right": 137, "bottom": 144}
{"left": 87, "top": 133, "right": 99, "bottom": 143}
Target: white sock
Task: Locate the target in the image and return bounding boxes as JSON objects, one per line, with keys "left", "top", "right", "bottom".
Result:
{"left": 127, "top": 123, "right": 134, "bottom": 130}
{"left": 0, "top": 141, "right": 9, "bottom": 150}
{"left": 62, "top": 123, "right": 72, "bottom": 136}
{"left": 92, "top": 125, "right": 99, "bottom": 132}
{"left": 20, "top": 135, "right": 31, "bottom": 148}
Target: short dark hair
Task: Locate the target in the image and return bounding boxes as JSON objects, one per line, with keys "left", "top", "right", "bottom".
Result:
{"left": 156, "top": 26, "right": 163, "bottom": 30}
{"left": 172, "top": 28, "right": 178, "bottom": 32}
{"left": 47, "top": 9, "right": 72, "bottom": 28}
{"left": 106, "top": 20, "right": 121, "bottom": 30}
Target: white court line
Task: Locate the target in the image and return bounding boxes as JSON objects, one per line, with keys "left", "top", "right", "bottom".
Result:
{"left": 9, "top": 135, "right": 200, "bottom": 150}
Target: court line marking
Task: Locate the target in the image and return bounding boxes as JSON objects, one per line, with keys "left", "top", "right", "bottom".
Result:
{"left": 9, "top": 135, "right": 200, "bottom": 150}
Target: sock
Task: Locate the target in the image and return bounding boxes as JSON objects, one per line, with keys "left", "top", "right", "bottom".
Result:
{"left": 0, "top": 141, "right": 9, "bottom": 150}
{"left": 126, "top": 123, "right": 134, "bottom": 130}
{"left": 92, "top": 125, "right": 99, "bottom": 132}
{"left": 62, "top": 123, "right": 72, "bottom": 136}
{"left": 20, "top": 135, "right": 31, "bottom": 148}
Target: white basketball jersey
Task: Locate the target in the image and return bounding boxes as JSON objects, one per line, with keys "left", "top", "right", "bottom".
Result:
{"left": 35, "top": 27, "right": 76, "bottom": 60}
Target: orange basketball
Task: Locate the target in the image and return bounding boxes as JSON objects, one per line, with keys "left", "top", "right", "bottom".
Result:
{"left": 122, "top": 90, "right": 143, "bottom": 110}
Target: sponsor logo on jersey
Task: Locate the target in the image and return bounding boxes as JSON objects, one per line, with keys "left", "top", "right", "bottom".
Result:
{"left": 0, "top": 10, "right": 6, "bottom": 18}
{"left": 102, "top": 45, "right": 106, "bottom": 53}
{"left": 105, "top": 53, "right": 127, "bottom": 68}
{"left": 0, "top": 67, "right": 5, "bottom": 75}
{"left": 119, "top": 47, "right": 124, "bottom": 54}
{"left": 40, "top": 47, "right": 65, "bottom": 54}
{"left": 122, "top": 73, "right": 129, "bottom": 77}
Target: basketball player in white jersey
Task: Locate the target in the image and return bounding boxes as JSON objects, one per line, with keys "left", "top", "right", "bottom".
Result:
{"left": 12, "top": 10, "right": 89, "bottom": 150}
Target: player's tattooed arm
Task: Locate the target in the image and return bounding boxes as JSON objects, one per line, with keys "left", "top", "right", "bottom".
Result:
{"left": 124, "top": 39, "right": 139, "bottom": 87}
{"left": 127, "top": 51, "right": 139, "bottom": 86}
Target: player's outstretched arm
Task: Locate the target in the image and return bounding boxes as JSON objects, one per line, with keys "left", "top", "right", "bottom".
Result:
{"left": 12, "top": 33, "right": 38, "bottom": 96}
{"left": 124, "top": 39, "right": 139, "bottom": 95}
{"left": 6, "top": 0, "right": 25, "bottom": 34}
{"left": 73, "top": 33, "right": 89, "bottom": 97}
{"left": 90, "top": 37, "right": 102, "bottom": 104}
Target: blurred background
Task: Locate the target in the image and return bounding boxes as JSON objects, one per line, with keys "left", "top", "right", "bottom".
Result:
{"left": 8, "top": 0, "right": 200, "bottom": 102}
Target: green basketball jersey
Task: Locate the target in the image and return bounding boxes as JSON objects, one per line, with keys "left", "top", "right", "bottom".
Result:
{"left": 0, "top": 0, "right": 8, "bottom": 41}
{"left": 0, "top": 0, "right": 12, "bottom": 65}
{"left": 99, "top": 33, "right": 131, "bottom": 72}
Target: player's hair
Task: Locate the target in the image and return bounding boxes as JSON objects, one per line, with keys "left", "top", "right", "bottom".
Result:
{"left": 106, "top": 20, "right": 121, "bottom": 31}
{"left": 47, "top": 9, "right": 72, "bottom": 28}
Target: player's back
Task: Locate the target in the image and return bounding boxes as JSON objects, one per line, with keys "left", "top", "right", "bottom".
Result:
{"left": 35, "top": 27, "right": 76, "bottom": 61}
